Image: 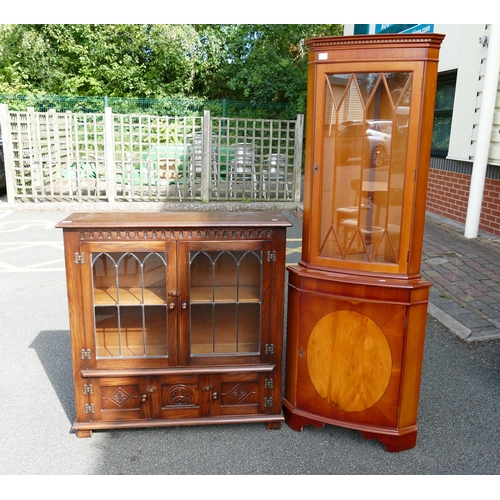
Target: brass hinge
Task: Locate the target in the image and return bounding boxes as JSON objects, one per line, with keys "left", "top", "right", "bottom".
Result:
{"left": 74, "top": 252, "right": 85, "bottom": 264}
{"left": 264, "top": 397, "right": 274, "bottom": 408}
{"left": 83, "top": 383, "right": 93, "bottom": 395}
{"left": 266, "top": 250, "right": 277, "bottom": 262}
{"left": 264, "top": 378, "right": 274, "bottom": 389}
{"left": 80, "top": 349, "right": 92, "bottom": 360}
{"left": 264, "top": 344, "right": 275, "bottom": 355}
{"left": 84, "top": 403, "right": 95, "bottom": 414}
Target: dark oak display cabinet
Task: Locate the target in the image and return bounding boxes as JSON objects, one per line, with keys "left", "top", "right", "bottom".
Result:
{"left": 57, "top": 211, "right": 291, "bottom": 437}
{"left": 283, "top": 34, "right": 445, "bottom": 452}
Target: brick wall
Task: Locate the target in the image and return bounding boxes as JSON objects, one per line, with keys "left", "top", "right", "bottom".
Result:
{"left": 480, "top": 177, "right": 500, "bottom": 235}
{"left": 426, "top": 158, "right": 500, "bottom": 236}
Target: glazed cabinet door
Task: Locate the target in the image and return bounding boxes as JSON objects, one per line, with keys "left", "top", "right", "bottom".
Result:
{"left": 177, "top": 240, "right": 273, "bottom": 366}
{"left": 79, "top": 241, "right": 178, "bottom": 369}
{"left": 307, "top": 61, "right": 425, "bottom": 275}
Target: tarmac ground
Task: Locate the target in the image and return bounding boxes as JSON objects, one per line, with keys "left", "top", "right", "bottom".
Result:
{"left": 0, "top": 202, "right": 499, "bottom": 483}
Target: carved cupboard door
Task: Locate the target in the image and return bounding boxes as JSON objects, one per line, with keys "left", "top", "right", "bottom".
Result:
{"left": 151, "top": 372, "right": 271, "bottom": 420}
{"left": 89, "top": 376, "right": 152, "bottom": 422}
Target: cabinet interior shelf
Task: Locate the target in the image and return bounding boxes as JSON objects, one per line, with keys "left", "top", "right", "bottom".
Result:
{"left": 192, "top": 343, "right": 260, "bottom": 355}
{"left": 93, "top": 285, "right": 261, "bottom": 305}
{"left": 190, "top": 286, "right": 261, "bottom": 303}
{"left": 94, "top": 287, "right": 166, "bottom": 305}
{"left": 97, "top": 345, "right": 168, "bottom": 358}
{"left": 97, "top": 343, "right": 259, "bottom": 358}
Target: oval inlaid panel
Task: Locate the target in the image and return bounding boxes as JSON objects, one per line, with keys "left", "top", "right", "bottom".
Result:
{"left": 307, "top": 310, "right": 392, "bottom": 412}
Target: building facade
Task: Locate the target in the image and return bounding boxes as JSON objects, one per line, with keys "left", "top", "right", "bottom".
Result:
{"left": 343, "top": 24, "right": 500, "bottom": 237}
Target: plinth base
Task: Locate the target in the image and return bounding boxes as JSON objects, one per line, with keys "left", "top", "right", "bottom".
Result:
{"left": 282, "top": 399, "right": 418, "bottom": 453}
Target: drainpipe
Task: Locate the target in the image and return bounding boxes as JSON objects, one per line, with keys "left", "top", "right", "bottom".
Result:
{"left": 464, "top": 24, "right": 500, "bottom": 238}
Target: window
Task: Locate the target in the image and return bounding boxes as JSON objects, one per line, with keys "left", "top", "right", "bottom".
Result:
{"left": 432, "top": 70, "right": 457, "bottom": 157}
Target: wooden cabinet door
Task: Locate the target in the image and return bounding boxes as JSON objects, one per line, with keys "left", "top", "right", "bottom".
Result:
{"left": 84, "top": 370, "right": 277, "bottom": 425}
{"left": 294, "top": 290, "right": 406, "bottom": 428}
{"left": 213, "top": 371, "right": 270, "bottom": 417}
{"left": 177, "top": 240, "right": 273, "bottom": 367}
{"left": 151, "top": 371, "right": 271, "bottom": 420}
{"left": 79, "top": 241, "right": 178, "bottom": 369}
{"left": 90, "top": 376, "right": 151, "bottom": 422}
{"left": 152, "top": 373, "right": 211, "bottom": 420}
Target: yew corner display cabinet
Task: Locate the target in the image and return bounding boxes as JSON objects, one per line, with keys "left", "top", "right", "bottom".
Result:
{"left": 57, "top": 211, "right": 291, "bottom": 437}
{"left": 283, "top": 34, "right": 445, "bottom": 452}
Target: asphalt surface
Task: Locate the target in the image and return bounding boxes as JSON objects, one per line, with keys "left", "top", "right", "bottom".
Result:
{"left": 0, "top": 205, "right": 499, "bottom": 479}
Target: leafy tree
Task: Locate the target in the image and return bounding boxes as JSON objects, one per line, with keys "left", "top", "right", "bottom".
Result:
{"left": 0, "top": 23, "right": 343, "bottom": 112}
{"left": 0, "top": 24, "right": 211, "bottom": 97}
{"left": 212, "top": 24, "right": 343, "bottom": 112}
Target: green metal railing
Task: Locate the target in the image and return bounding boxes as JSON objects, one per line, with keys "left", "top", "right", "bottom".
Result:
{"left": 0, "top": 94, "right": 297, "bottom": 120}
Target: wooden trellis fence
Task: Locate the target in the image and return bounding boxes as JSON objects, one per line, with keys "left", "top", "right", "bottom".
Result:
{"left": 0, "top": 104, "right": 303, "bottom": 205}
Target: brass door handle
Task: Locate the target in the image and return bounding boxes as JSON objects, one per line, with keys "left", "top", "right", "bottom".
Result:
{"left": 181, "top": 302, "right": 188, "bottom": 310}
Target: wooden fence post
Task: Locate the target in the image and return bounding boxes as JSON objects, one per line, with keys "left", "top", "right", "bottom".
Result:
{"left": 201, "top": 110, "right": 211, "bottom": 201}
{"left": 293, "top": 114, "right": 304, "bottom": 203}
{"left": 0, "top": 104, "right": 15, "bottom": 204}
{"left": 104, "top": 106, "right": 115, "bottom": 203}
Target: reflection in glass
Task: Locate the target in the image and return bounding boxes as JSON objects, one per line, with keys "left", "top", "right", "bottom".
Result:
{"left": 189, "top": 250, "right": 261, "bottom": 355}
{"left": 319, "top": 72, "right": 412, "bottom": 264}
{"left": 92, "top": 252, "right": 168, "bottom": 358}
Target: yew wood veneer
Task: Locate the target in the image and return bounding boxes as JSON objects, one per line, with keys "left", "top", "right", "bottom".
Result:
{"left": 283, "top": 33, "right": 445, "bottom": 452}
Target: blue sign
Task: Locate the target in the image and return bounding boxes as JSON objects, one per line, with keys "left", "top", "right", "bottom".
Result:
{"left": 375, "top": 24, "right": 434, "bottom": 34}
